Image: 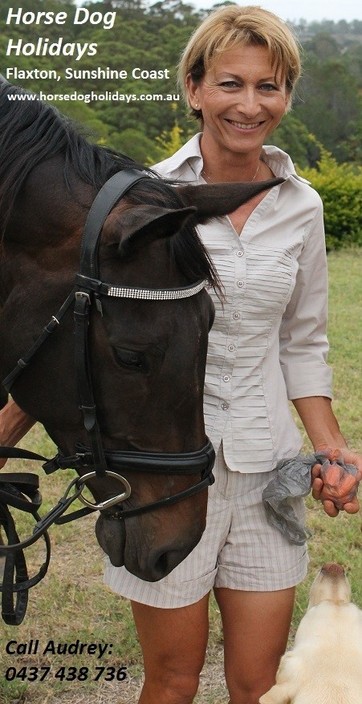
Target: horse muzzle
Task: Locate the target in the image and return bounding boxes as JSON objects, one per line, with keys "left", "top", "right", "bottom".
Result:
{"left": 95, "top": 505, "right": 205, "bottom": 581}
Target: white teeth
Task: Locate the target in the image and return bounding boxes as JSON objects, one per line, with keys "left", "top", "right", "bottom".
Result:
{"left": 228, "top": 120, "right": 259, "bottom": 129}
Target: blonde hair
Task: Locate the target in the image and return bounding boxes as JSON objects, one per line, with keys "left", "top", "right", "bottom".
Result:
{"left": 178, "top": 5, "right": 302, "bottom": 119}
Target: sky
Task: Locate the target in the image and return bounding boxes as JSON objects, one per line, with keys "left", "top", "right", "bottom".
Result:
{"left": 187, "top": 0, "right": 361, "bottom": 23}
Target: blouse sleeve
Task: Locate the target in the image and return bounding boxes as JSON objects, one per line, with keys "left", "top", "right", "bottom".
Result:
{"left": 279, "top": 200, "right": 333, "bottom": 400}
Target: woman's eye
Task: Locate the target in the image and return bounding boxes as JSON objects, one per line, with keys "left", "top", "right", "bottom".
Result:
{"left": 259, "top": 83, "right": 278, "bottom": 91}
{"left": 115, "top": 348, "right": 147, "bottom": 371}
{"left": 219, "top": 80, "right": 240, "bottom": 88}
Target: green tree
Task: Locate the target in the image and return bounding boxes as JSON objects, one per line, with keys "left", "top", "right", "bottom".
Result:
{"left": 150, "top": 115, "right": 185, "bottom": 164}
{"left": 272, "top": 113, "right": 322, "bottom": 168}
{"left": 108, "top": 127, "right": 160, "bottom": 162}
{"left": 294, "top": 55, "right": 362, "bottom": 162}
{"left": 300, "top": 150, "right": 362, "bottom": 250}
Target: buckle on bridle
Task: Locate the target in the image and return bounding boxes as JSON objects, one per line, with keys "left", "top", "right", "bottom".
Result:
{"left": 75, "top": 291, "right": 91, "bottom": 304}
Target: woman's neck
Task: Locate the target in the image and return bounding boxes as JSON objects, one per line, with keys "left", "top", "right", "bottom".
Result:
{"left": 199, "top": 134, "right": 265, "bottom": 183}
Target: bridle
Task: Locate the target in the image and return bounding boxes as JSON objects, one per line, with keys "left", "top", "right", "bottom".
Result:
{"left": 0, "top": 169, "right": 215, "bottom": 624}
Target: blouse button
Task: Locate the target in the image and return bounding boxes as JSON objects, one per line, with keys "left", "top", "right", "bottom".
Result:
{"left": 232, "top": 311, "right": 240, "bottom": 320}
{"left": 228, "top": 344, "right": 235, "bottom": 352}
{"left": 221, "top": 402, "right": 229, "bottom": 411}
{"left": 223, "top": 374, "right": 231, "bottom": 383}
{"left": 236, "top": 249, "right": 244, "bottom": 257}
{"left": 237, "top": 280, "right": 245, "bottom": 288}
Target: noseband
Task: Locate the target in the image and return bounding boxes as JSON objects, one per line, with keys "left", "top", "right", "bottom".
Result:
{"left": 0, "top": 170, "right": 215, "bottom": 623}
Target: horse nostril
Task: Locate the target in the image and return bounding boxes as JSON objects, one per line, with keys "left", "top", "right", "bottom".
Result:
{"left": 130, "top": 547, "right": 190, "bottom": 582}
{"left": 149, "top": 546, "right": 193, "bottom": 581}
{"left": 152, "top": 552, "right": 170, "bottom": 580}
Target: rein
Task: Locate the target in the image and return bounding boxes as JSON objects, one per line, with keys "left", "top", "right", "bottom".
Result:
{"left": 0, "top": 169, "right": 215, "bottom": 625}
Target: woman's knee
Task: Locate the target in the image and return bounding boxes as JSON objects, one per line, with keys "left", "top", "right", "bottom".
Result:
{"left": 141, "top": 665, "right": 202, "bottom": 704}
{"left": 132, "top": 597, "right": 209, "bottom": 703}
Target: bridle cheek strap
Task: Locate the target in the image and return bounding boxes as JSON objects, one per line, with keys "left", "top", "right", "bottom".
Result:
{"left": 74, "top": 170, "right": 148, "bottom": 477}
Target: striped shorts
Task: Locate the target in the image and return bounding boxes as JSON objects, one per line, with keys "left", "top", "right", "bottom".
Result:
{"left": 104, "top": 448, "right": 308, "bottom": 607}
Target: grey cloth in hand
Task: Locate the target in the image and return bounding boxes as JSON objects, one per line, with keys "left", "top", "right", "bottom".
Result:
{"left": 262, "top": 453, "right": 357, "bottom": 545}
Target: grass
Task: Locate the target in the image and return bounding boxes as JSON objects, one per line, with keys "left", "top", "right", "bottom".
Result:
{"left": 0, "top": 248, "right": 361, "bottom": 704}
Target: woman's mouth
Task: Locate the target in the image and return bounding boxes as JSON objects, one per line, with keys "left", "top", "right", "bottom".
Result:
{"left": 225, "top": 118, "right": 262, "bottom": 130}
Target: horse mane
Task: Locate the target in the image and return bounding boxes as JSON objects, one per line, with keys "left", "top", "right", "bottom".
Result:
{"left": 0, "top": 80, "right": 145, "bottom": 225}
{"left": 0, "top": 80, "right": 220, "bottom": 291}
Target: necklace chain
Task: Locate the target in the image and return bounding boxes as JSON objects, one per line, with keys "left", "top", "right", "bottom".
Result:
{"left": 201, "top": 159, "right": 261, "bottom": 184}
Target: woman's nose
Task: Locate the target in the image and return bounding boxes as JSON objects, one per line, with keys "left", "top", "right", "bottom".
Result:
{"left": 236, "top": 87, "right": 260, "bottom": 116}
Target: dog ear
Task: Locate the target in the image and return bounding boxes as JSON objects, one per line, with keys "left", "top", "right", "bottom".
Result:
{"left": 259, "top": 683, "right": 292, "bottom": 703}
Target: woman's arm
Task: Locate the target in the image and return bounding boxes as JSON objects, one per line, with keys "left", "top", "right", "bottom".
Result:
{"left": 278, "top": 198, "right": 361, "bottom": 516}
{"left": 293, "top": 396, "right": 361, "bottom": 516}
{"left": 0, "top": 399, "right": 36, "bottom": 468}
{"left": 292, "top": 396, "right": 347, "bottom": 451}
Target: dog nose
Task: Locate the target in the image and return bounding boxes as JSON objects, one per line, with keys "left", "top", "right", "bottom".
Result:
{"left": 321, "top": 562, "right": 345, "bottom": 576}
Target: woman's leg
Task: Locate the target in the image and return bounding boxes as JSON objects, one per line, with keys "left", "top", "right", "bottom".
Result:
{"left": 131, "top": 593, "right": 210, "bottom": 704}
{"left": 214, "top": 586, "right": 295, "bottom": 704}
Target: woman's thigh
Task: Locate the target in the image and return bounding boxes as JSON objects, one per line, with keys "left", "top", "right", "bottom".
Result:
{"left": 214, "top": 586, "right": 295, "bottom": 702}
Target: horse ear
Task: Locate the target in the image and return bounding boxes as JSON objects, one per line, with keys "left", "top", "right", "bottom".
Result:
{"left": 103, "top": 204, "right": 197, "bottom": 256}
{"left": 177, "top": 178, "right": 284, "bottom": 221}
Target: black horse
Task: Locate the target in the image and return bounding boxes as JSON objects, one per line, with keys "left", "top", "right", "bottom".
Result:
{"left": 0, "top": 79, "right": 280, "bottom": 583}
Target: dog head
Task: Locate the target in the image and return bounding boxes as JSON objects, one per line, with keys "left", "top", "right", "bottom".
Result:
{"left": 308, "top": 562, "right": 351, "bottom": 608}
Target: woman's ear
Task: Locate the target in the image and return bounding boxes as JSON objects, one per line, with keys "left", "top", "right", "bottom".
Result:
{"left": 186, "top": 72, "right": 200, "bottom": 111}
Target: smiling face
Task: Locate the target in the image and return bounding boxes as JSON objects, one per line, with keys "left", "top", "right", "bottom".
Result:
{"left": 186, "top": 44, "right": 290, "bottom": 166}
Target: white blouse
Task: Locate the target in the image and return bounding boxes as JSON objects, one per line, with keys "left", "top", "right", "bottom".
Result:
{"left": 155, "top": 135, "right": 333, "bottom": 473}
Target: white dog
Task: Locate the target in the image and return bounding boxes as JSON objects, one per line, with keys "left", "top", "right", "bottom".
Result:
{"left": 260, "top": 563, "right": 362, "bottom": 703}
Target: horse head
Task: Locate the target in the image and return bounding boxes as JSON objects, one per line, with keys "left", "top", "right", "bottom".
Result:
{"left": 0, "top": 80, "right": 283, "bottom": 581}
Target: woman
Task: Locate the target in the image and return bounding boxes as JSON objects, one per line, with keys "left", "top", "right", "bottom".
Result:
{"left": 104, "top": 6, "right": 362, "bottom": 703}
{"left": 0, "top": 6, "right": 360, "bottom": 703}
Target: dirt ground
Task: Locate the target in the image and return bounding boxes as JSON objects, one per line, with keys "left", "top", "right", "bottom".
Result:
{"left": 45, "top": 660, "right": 229, "bottom": 704}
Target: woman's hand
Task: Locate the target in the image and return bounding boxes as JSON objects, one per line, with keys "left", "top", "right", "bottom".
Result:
{"left": 0, "top": 400, "right": 35, "bottom": 468}
{"left": 311, "top": 447, "right": 362, "bottom": 517}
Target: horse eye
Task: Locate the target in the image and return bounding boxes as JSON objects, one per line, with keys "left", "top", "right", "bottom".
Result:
{"left": 115, "top": 348, "right": 147, "bottom": 371}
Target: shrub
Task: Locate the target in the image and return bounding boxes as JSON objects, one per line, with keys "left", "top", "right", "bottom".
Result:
{"left": 299, "top": 150, "right": 362, "bottom": 250}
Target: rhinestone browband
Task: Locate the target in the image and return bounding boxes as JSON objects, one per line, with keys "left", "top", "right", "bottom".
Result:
{"left": 106, "top": 279, "right": 207, "bottom": 300}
